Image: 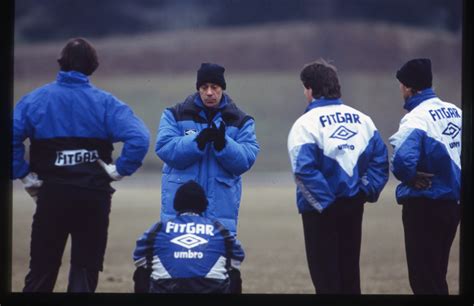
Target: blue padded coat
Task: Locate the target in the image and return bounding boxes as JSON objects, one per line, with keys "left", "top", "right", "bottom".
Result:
{"left": 155, "top": 93, "right": 259, "bottom": 234}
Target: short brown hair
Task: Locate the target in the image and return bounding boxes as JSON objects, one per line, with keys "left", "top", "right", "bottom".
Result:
{"left": 300, "top": 58, "right": 341, "bottom": 99}
{"left": 57, "top": 37, "right": 99, "bottom": 76}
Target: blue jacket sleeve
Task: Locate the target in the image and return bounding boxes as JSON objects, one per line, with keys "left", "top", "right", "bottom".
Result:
{"left": 292, "top": 143, "right": 336, "bottom": 212}
{"left": 155, "top": 109, "right": 204, "bottom": 169}
{"left": 133, "top": 232, "right": 151, "bottom": 267}
{"left": 214, "top": 119, "right": 260, "bottom": 176}
{"left": 12, "top": 96, "right": 33, "bottom": 179}
{"left": 230, "top": 237, "right": 245, "bottom": 262}
{"left": 105, "top": 97, "right": 150, "bottom": 176}
{"left": 390, "top": 128, "right": 424, "bottom": 183}
{"left": 218, "top": 226, "right": 245, "bottom": 269}
{"left": 133, "top": 222, "right": 161, "bottom": 267}
{"left": 359, "top": 131, "right": 389, "bottom": 202}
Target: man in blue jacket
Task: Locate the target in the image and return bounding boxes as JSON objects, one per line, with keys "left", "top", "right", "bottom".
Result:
{"left": 287, "top": 59, "right": 389, "bottom": 294}
{"left": 390, "top": 58, "right": 461, "bottom": 294}
{"left": 155, "top": 63, "right": 259, "bottom": 293}
{"left": 12, "top": 37, "right": 150, "bottom": 292}
{"left": 133, "top": 180, "right": 245, "bottom": 293}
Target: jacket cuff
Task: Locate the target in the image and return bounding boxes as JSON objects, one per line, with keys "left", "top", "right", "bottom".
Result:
{"left": 15, "top": 163, "right": 30, "bottom": 180}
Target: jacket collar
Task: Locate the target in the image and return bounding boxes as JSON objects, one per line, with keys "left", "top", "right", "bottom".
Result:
{"left": 305, "top": 98, "right": 343, "bottom": 113}
{"left": 56, "top": 70, "right": 90, "bottom": 85}
{"left": 178, "top": 212, "right": 201, "bottom": 216}
{"left": 404, "top": 88, "right": 437, "bottom": 112}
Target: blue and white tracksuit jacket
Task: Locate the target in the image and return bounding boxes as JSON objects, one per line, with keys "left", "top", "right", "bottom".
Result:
{"left": 12, "top": 71, "right": 150, "bottom": 191}
{"left": 133, "top": 213, "right": 245, "bottom": 293}
{"left": 389, "top": 89, "right": 462, "bottom": 204}
{"left": 287, "top": 98, "right": 389, "bottom": 213}
{"left": 155, "top": 93, "right": 259, "bottom": 234}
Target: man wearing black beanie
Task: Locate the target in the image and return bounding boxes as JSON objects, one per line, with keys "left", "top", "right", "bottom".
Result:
{"left": 196, "top": 63, "right": 227, "bottom": 91}
{"left": 396, "top": 58, "right": 433, "bottom": 91}
{"left": 155, "top": 63, "right": 259, "bottom": 293}
{"left": 132, "top": 180, "right": 245, "bottom": 293}
{"left": 390, "top": 58, "right": 462, "bottom": 294}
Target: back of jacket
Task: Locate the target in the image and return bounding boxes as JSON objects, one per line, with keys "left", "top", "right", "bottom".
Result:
{"left": 288, "top": 98, "right": 389, "bottom": 213}
{"left": 12, "top": 71, "right": 150, "bottom": 191}
{"left": 389, "top": 92, "right": 462, "bottom": 203}
{"left": 133, "top": 213, "right": 245, "bottom": 293}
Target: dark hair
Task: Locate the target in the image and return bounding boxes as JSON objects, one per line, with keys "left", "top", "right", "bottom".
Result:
{"left": 57, "top": 37, "right": 99, "bottom": 76}
{"left": 300, "top": 58, "right": 341, "bottom": 99}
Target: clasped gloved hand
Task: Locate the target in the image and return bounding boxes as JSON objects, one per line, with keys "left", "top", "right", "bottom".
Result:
{"left": 195, "top": 126, "right": 218, "bottom": 151}
{"left": 21, "top": 172, "right": 43, "bottom": 202}
{"left": 411, "top": 171, "right": 434, "bottom": 190}
{"left": 97, "top": 159, "right": 123, "bottom": 181}
{"left": 213, "top": 122, "right": 227, "bottom": 152}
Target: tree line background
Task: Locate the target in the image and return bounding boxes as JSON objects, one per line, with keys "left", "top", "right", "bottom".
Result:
{"left": 15, "top": 0, "right": 461, "bottom": 43}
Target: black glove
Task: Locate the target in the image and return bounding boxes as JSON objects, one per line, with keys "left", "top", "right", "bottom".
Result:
{"left": 228, "top": 267, "right": 242, "bottom": 294}
{"left": 195, "top": 127, "right": 218, "bottom": 151}
{"left": 133, "top": 267, "right": 152, "bottom": 293}
{"left": 213, "top": 122, "right": 227, "bottom": 152}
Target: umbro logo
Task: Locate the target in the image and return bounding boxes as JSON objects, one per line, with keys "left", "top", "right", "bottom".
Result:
{"left": 442, "top": 122, "right": 461, "bottom": 139}
{"left": 184, "top": 129, "right": 198, "bottom": 136}
{"left": 330, "top": 126, "right": 357, "bottom": 140}
{"left": 170, "top": 233, "right": 208, "bottom": 249}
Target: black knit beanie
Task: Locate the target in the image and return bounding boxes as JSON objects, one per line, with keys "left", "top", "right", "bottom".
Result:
{"left": 196, "top": 63, "right": 226, "bottom": 90}
{"left": 396, "top": 58, "right": 432, "bottom": 90}
{"left": 173, "top": 180, "right": 208, "bottom": 214}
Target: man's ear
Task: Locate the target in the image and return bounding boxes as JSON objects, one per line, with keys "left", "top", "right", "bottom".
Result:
{"left": 401, "top": 84, "right": 414, "bottom": 96}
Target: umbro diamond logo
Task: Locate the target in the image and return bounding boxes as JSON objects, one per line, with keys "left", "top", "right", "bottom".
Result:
{"left": 184, "top": 129, "right": 198, "bottom": 136}
{"left": 170, "top": 234, "right": 208, "bottom": 249}
{"left": 442, "top": 122, "right": 461, "bottom": 139}
{"left": 330, "top": 126, "right": 357, "bottom": 140}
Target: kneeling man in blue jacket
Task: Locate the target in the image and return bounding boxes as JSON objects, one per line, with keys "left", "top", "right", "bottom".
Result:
{"left": 133, "top": 180, "right": 245, "bottom": 293}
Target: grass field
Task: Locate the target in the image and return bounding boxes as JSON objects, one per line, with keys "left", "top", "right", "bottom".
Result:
{"left": 11, "top": 173, "right": 460, "bottom": 294}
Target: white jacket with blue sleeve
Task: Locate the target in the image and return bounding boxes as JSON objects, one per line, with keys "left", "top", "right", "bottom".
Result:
{"left": 288, "top": 98, "right": 389, "bottom": 213}
{"left": 389, "top": 89, "right": 462, "bottom": 204}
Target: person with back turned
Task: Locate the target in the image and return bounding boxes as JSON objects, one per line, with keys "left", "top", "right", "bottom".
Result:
{"left": 12, "top": 37, "right": 150, "bottom": 292}
{"left": 133, "top": 180, "right": 245, "bottom": 293}
{"left": 390, "top": 58, "right": 461, "bottom": 294}
{"left": 287, "top": 59, "right": 389, "bottom": 294}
